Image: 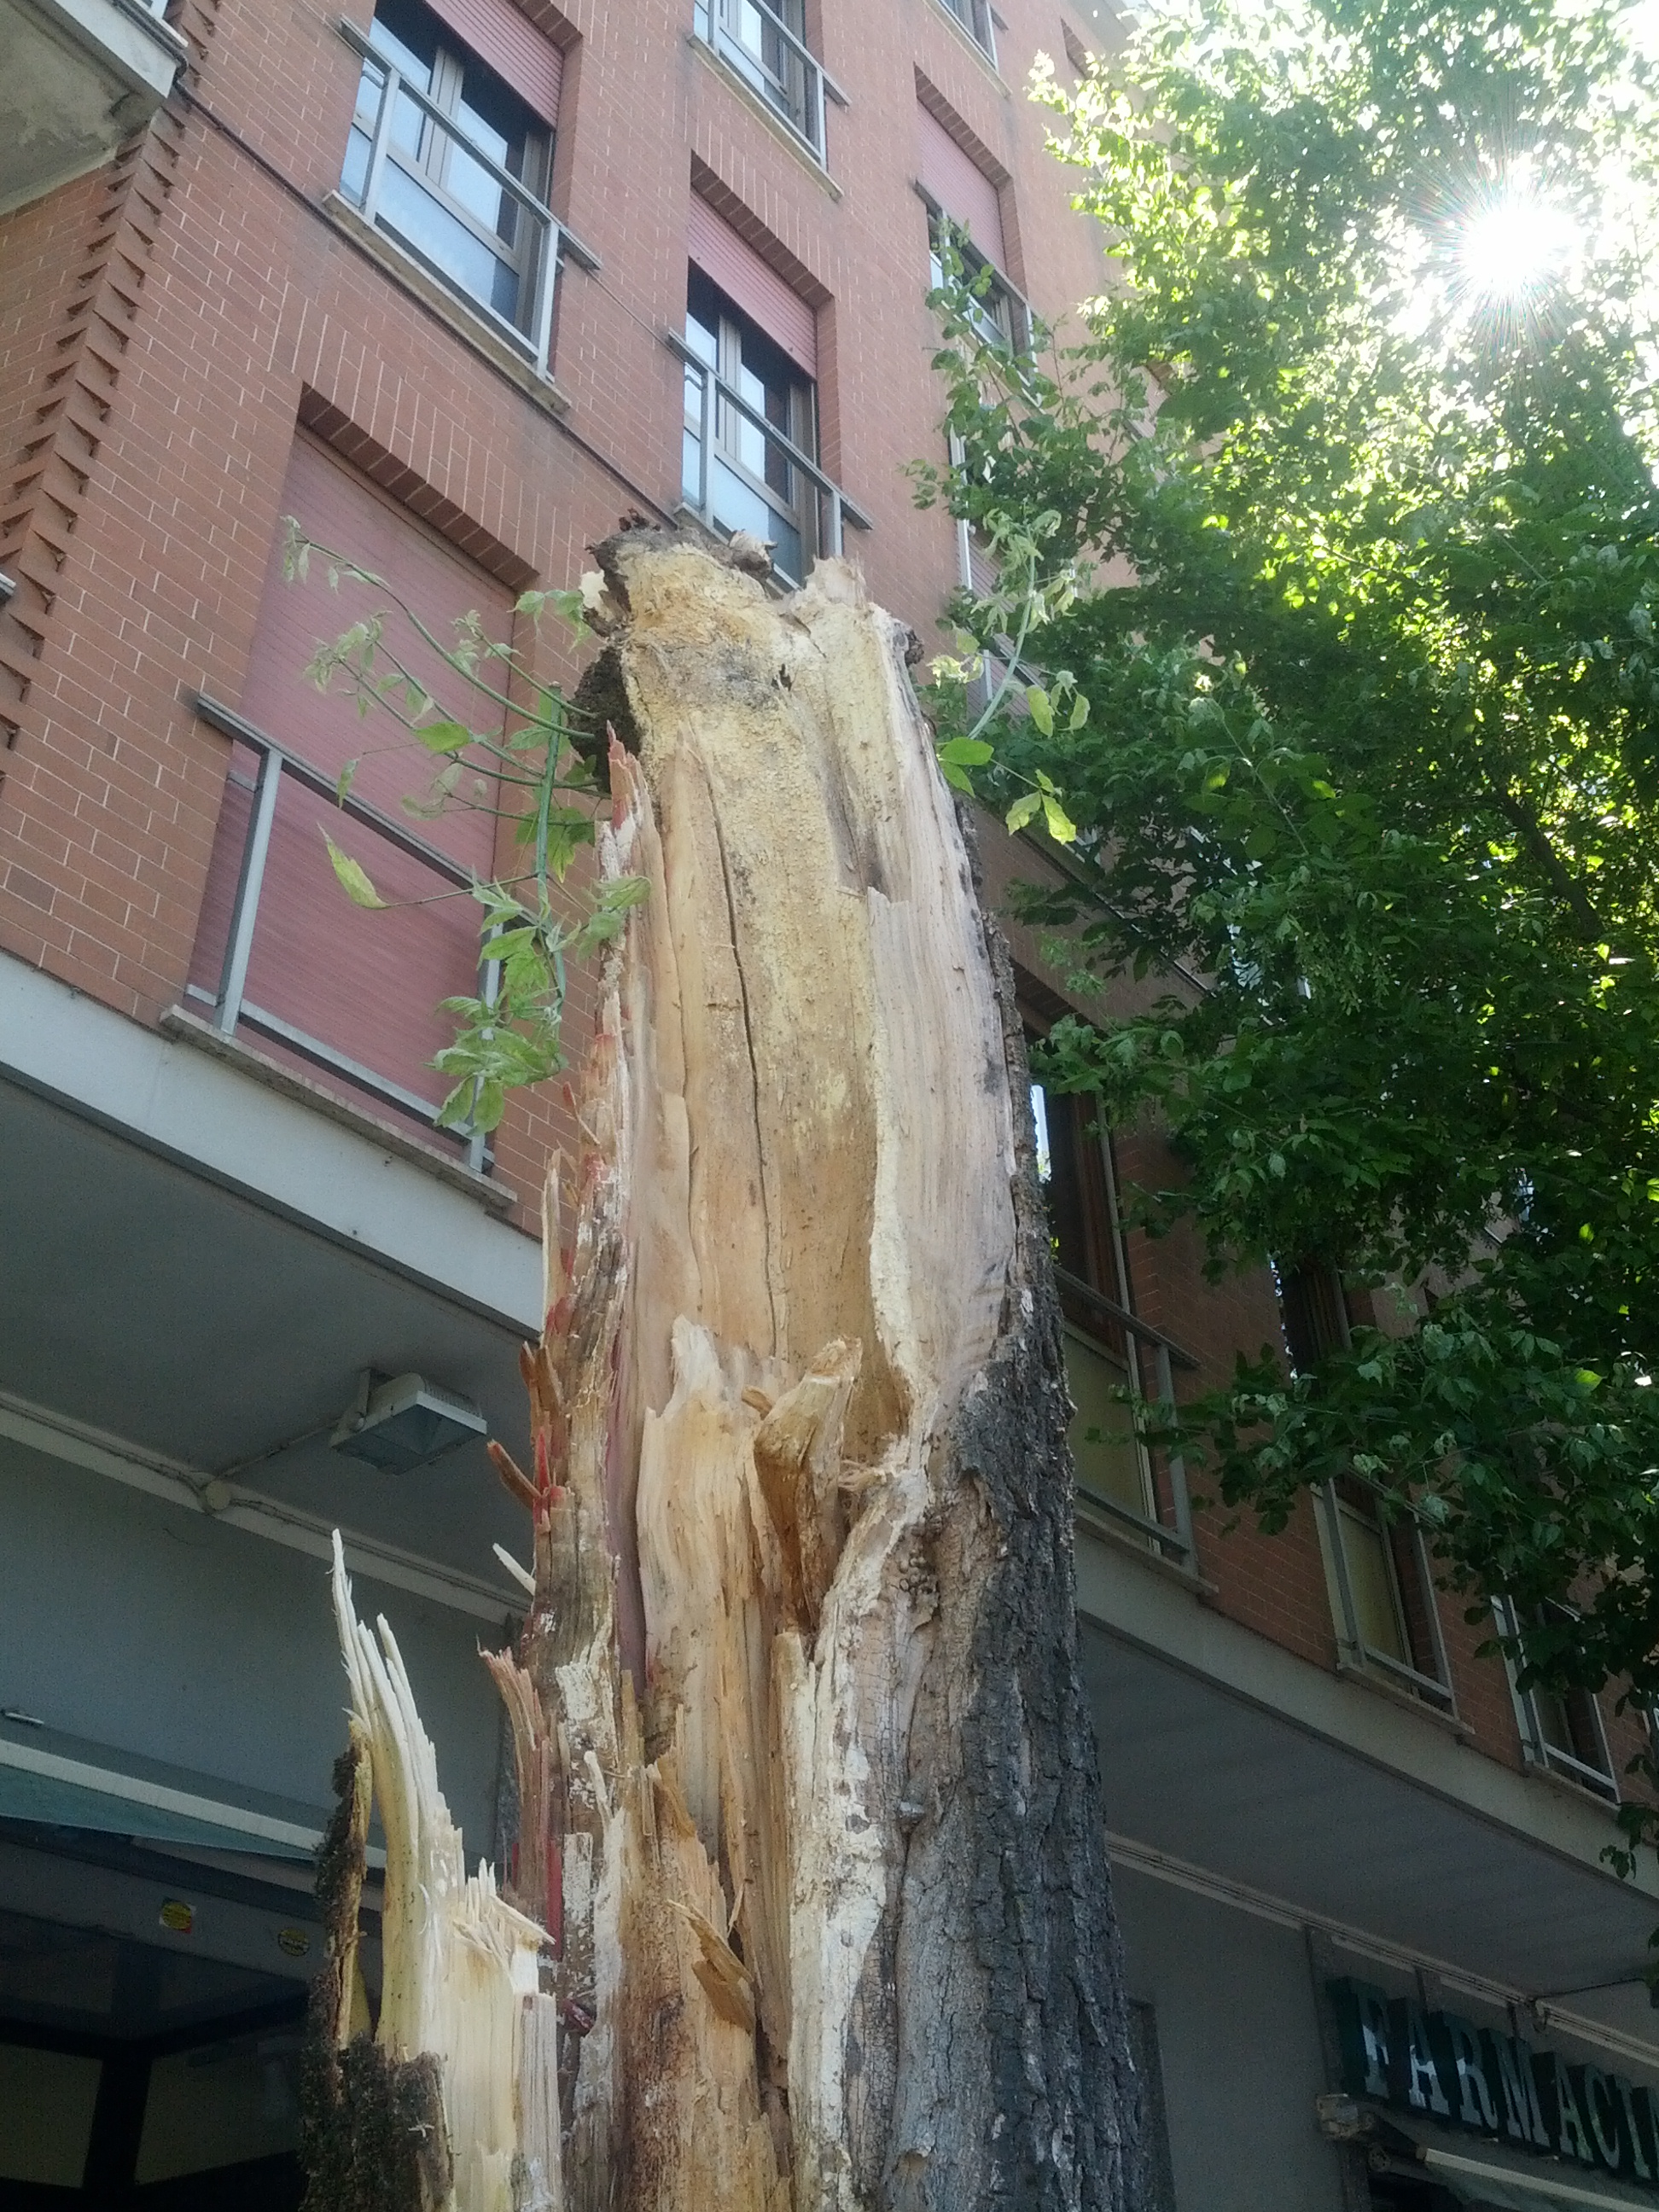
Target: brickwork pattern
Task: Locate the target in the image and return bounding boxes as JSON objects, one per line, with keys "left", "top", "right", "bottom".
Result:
{"left": 0, "top": 0, "right": 1635, "bottom": 1830}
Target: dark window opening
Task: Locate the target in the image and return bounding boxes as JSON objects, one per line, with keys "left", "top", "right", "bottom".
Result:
{"left": 693, "top": 0, "right": 829, "bottom": 160}
{"left": 1028, "top": 1046, "right": 1159, "bottom": 1528}
{"left": 340, "top": 0, "right": 556, "bottom": 360}
{"left": 928, "top": 210, "right": 1022, "bottom": 351}
{"left": 1277, "top": 1254, "right": 1349, "bottom": 1373}
{"left": 1499, "top": 1597, "right": 1618, "bottom": 1797}
{"left": 682, "top": 267, "right": 819, "bottom": 585}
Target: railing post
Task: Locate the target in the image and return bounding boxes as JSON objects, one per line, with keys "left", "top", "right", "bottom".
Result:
{"left": 812, "top": 56, "right": 827, "bottom": 160}
{"left": 1319, "top": 1481, "right": 1365, "bottom": 1664}
{"left": 359, "top": 60, "right": 397, "bottom": 227}
{"left": 215, "top": 748, "right": 282, "bottom": 1037}
{"left": 1155, "top": 1342, "right": 1195, "bottom": 1557}
{"left": 465, "top": 949, "right": 502, "bottom": 1175}
{"left": 827, "top": 487, "right": 843, "bottom": 558}
{"left": 1412, "top": 1519, "right": 1455, "bottom": 1696}
{"left": 532, "top": 218, "right": 559, "bottom": 378}
{"left": 697, "top": 359, "right": 713, "bottom": 519}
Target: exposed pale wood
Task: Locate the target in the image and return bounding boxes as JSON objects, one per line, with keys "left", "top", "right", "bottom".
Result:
{"left": 305, "top": 535, "right": 1133, "bottom": 2212}
{"left": 329, "top": 1535, "right": 547, "bottom": 2212}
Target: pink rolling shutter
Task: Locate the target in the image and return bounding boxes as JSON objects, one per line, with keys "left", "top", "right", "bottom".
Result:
{"left": 688, "top": 196, "right": 818, "bottom": 378}
{"left": 917, "top": 104, "right": 1005, "bottom": 267}
{"left": 423, "top": 0, "right": 562, "bottom": 126}
{"left": 191, "top": 436, "right": 516, "bottom": 1125}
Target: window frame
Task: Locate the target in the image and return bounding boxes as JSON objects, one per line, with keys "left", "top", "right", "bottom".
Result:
{"left": 1495, "top": 1596, "right": 1620, "bottom": 1802}
{"left": 1286, "top": 1260, "right": 1460, "bottom": 1714}
{"left": 692, "top": 0, "right": 843, "bottom": 166}
{"left": 932, "top": 0, "right": 998, "bottom": 63}
{"left": 1025, "top": 1014, "right": 1198, "bottom": 1568}
{"left": 681, "top": 271, "right": 823, "bottom": 586}
{"left": 1317, "top": 1476, "right": 1458, "bottom": 1714}
{"left": 925, "top": 204, "right": 1027, "bottom": 353}
{"left": 338, "top": 2, "right": 566, "bottom": 372}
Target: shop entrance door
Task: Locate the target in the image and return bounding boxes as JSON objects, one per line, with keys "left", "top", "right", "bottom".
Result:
{"left": 0, "top": 1828, "right": 322, "bottom": 2209}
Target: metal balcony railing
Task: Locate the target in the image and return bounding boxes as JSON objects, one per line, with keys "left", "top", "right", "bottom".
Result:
{"left": 692, "top": 0, "right": 847, "bottom": 166}
{"left": 338, "top": 20, "right": 598, "bottom": 379}
{"left": 672, "top": 332, "right": 870, "bottom": 584}
{"left": 189, "top": 696, "right": 497, "bottom": 1173}
{"left": 1055, "top": 1266, "right": 1199, "bottom": 1569}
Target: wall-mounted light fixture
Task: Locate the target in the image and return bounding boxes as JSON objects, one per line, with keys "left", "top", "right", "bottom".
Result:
{"left": 329, "top": 1371, "right": 486, "bottom": 1475}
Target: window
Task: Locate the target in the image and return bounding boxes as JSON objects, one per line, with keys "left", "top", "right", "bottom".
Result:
{"left": 1497, "top": 1598, "right": 1619, "bottom": 1800}
{"left": 917, "top": 101, "right": 1025, "bottom": 352}
{"left": 1289, "top": 1260, "right": 1458, "bottom": 1710}
{"left": 186, "top": 434, "right": 515, "bottom": 1165}
{"left": 1278, "top": 1255, "right": 1351, "bottom": 1375}
{"left": 340, "top": 0, "right": 559, "bottom": 366}
{"left": 935, "top": 0, "right": 998, "bottom": 60}
{"left": 929, "top": 211, "right": 1022, "bottom": 350}
{"left": 1030, "top": 1055, "right": 1196, "bottom": 1561}
{"left": 694, "top": 0, "right": 835, "bottom": 164}
{"left": 1061, "top": 21, "right": 1092, "bottom": 77}
{"left": 682, "top": 266, "right": 820, "bottom": 587}
{"left": 1319, "top": 1476, "right": 1455, "bottom": 1710}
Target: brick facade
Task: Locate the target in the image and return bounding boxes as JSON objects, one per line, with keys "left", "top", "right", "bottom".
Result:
{"left": 0, "top": 0, "right": 1633, "bottom": 1836}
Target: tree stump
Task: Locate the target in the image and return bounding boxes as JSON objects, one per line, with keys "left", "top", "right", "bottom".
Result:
{"left": 303, "top": 534, "right": 1139, "bottom": 2212}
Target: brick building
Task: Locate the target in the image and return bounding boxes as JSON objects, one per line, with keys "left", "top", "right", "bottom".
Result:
{"left": 1, "top": 0, "right": 1656, "bottom": 2204}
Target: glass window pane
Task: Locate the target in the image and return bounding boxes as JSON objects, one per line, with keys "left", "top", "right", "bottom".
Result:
{"left": 341, "top": 121, "right": 371, "bottom": 205}
{"left": 1065, "top": 1330, "right": 1149, "bottom": 1521}
{"left": 391, "top": 84, "right": 427, "bottom": 160}
{"left": 1534, "top": 1684, "right": 1610, "bottom": 1774}
{"left": 452, "top": 89, "right": 514, "bottom": 176}
{"left": 353, "top": 57, "right": 386, "bottom": 131}
{"left": 377, "top": 162, "right": 524, "bottom": 329}
{"left": 442, "top": 139, "right": 515, "bottom": 237}
{"left": 711, "top": 458, "right": 802, "bottom": 582}
{"left": 368, "top": 0, "right": 436, "bottom": 92}
{"left": 1534, "top": 1687, "right": 1579, "bottom": 1760}
{"left": 1337, "top": 1499, "right": 1411, "bottom": 1663}
{"left": 135, "top": 2029, "right": 302, "bottom": 2183}
{"left": 0, "top": 2045, "right": 101, "bottom": 2186}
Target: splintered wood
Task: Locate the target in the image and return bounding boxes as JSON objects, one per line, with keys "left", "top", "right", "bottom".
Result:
{"left": 314, "top": 537, "right": 1116, "bottom": 2212}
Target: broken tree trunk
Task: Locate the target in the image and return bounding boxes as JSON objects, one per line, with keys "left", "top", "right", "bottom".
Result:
{"left": 302, "top": 533, "right": 1141, "bottom": 2212}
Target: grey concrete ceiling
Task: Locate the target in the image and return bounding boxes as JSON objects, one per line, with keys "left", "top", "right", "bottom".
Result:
{"left": 1084, "top": 1622, "right": 1659, "bottom": 2027}
{"left": 0, "top": 0, "right": 178, "bottom": 218}
{"left": 0, "top": 1074, "right": 533, "bottom": 1582}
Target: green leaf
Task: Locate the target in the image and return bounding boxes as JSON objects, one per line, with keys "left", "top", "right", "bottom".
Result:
{"left": 938, "top": 736, "right": 995, "bottom": 766}
{"left": 1026, "top": 686, "right": 1056, "bottom": 736}
{"left": 320, "top": 831, "right": 388, "bottom": 910}
{"left": 1006, "top": 791, "right": 1043, "bottom": 833}
{"left": 1068, "top": 694, "right": 1090, "bottom": 730}
{"left": 416, "top": 719, "right": 474, "bottom": 754}
{"left": 335, "top": 759, "right": 359, "bottom": 806}
{"left": 1041, "top": 793, "right": 1078, "bottom": 843}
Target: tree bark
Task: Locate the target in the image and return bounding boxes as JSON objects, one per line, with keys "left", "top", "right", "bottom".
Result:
{"left": 302, "top": 533, "right": 1139, "bottom": 2212}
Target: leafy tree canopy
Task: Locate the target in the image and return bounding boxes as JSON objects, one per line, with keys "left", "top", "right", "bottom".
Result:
{"left": 920, "top": 0, "right": 1659, "bottom": 1809}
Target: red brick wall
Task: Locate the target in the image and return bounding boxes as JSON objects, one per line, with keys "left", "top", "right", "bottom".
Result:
{"left": 0, "top": 0, "right": 1632, "bottom": 1816}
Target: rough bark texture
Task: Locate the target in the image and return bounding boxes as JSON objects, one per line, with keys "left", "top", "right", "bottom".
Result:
{"left": 302, "top": 533, "right": 1138, "bottom": 2212}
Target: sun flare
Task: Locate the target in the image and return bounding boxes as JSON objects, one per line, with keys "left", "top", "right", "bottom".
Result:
{"left": 1456, "top": 188, "right": 1575, "bottom": 306}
